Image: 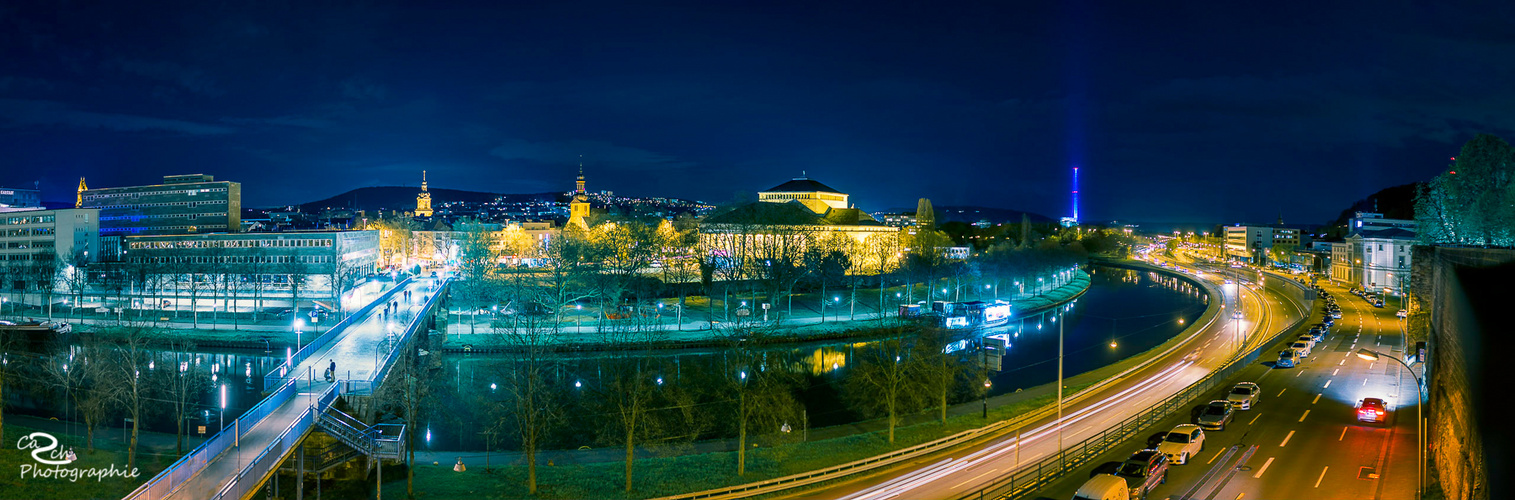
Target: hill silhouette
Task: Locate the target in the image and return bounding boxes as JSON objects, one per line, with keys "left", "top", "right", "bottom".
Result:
{"left": 294, "top": 186, "right": 561, "bottom": 212}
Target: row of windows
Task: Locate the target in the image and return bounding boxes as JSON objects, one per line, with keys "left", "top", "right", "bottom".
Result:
{"left": 4, "top": 228, "right": 54, "bottom": 237}
{"left": 100, "top": 212, "right": 228, "bottom": 221}
{"left": 129, "top": 238, "right": 334, "bottom": 250}
{"left": 130, "top": 254, "right": 333, "bottom": 265}
{"left": 96, "top": 200, "right": 228, "bottom": 211}
{"left": 101, "top": 225, "right": 228, "bottom": 233}
{"left": 4, "top": 241, "right": 53, "bottom": 249}
{"left": 84, "top": 188, "right": 229, "bottom": 200}
{"left": 0, "top": 253, "right": 54, "bottom": 262}
{"left": 4, "top": 215, "right": 56, "bottom": 225}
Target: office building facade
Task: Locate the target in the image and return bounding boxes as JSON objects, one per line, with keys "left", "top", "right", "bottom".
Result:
{"left": 81, "top": 174, "right": 242, "bottom": 236}
{"left": 0, "top": 187, "right": 42, "bottom": 208}
{"left": 122, "top": 230, "right": 378, "bottom": 311}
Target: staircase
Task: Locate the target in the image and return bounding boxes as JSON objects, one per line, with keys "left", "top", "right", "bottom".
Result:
{"left": 313, "top": 405, "right": 407, "bottom": 461}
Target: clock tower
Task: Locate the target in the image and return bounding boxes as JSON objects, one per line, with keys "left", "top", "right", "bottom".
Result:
{"left": 415, "top": 170, "right": 433, "bottom": 217}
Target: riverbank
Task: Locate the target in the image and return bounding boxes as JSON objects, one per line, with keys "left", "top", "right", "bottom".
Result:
{"left": 358, "top": 264, "right": 1219, "bottom": 499}
{"left": 437, "top": 270, "right": 1093, "bottom": 353}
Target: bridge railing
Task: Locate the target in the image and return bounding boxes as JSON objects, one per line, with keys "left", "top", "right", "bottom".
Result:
{"left": 959, "top": 272, "right": 1315, "bottom": 500}
{"left": 262, "top": 277, "right": 414, "bottom": 390}
{"left": 211, "top": 383, "right": 340, "bottom": 500}
{"left": 122, "top": 375, "right": 298, "bottom": 500}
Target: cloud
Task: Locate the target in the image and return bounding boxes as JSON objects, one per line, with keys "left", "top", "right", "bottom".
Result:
{"left": 489, "top": 138, "right": 697, "bottom": 171}
{"left": 108, "top": 59, "right": 223, "bottom": 97}
{"left": 0, "top": 99, "right": 235, "bottom": 135}
{"left": 340, "top": 77, "right": 389, "bottom": 100}
{"left": 220, "top": 115, "right": 335, "bottom": 129}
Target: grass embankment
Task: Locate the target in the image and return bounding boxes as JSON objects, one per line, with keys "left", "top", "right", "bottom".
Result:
{"left": 382, "top": 391, "right": 1072, "bottom": 500}
{"left": 0, "top": 424, "right": 169, "bottom": 500}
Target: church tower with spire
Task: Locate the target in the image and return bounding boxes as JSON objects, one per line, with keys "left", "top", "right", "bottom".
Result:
{"left": 569, "top": 164, "right": 590, "bottom": 229}
{"left": 76, "top": 177, "right": 87, "bottom": 208}
{"left": 415, "top": 170, "right": 433, "bottom": 217}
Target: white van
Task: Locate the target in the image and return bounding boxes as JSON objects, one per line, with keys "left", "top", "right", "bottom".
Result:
{"left": 1073, "top": 474, "right": 1130, "bottom": 500}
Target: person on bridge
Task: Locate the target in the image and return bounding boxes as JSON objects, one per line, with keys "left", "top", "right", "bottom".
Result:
{"left": 327, "top": 360, "right": 337, "bottom": 381}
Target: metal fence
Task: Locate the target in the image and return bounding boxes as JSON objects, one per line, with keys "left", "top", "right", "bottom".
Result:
{"left": 210, "top": 384, "right": 341, "bottom": 500}
{"left": 957, "top": 273, "right": 1315, "bottom": 500}
{"left": 262, "top": 277, "right": 415, "bottom": 390}
{"left": 122, "top": 375, "right": 297, "bottom": 500}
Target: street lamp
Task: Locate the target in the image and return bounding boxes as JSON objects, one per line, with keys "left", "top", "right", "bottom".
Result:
{"left": 982, "top": 378, "right": 991, "bottom": 418}
{"left": 1357, "top": 348, "right": 1424, "bottom": 500}
{"left": 293, "top": 319, "right": 304, "bottom": 351}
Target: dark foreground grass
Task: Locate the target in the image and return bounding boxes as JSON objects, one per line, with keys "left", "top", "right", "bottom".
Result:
{"left": 0, "top": 425, "right": 168, "bottom": 500}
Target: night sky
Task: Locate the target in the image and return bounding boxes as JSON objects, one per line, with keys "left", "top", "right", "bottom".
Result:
{"left": 3, "top": 1, "right": 1513, "bottom": 224}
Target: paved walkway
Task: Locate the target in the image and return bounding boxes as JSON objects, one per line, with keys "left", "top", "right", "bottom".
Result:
{"left": 154, "top": 277, "right": 438, "bottom": 500}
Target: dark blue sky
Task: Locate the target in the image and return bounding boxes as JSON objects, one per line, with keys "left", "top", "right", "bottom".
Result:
{"left": 3, "top": 1, "right": 1513, "bottom": 223}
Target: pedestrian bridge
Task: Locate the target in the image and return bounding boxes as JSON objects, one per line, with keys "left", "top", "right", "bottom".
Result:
{"left": 124, "top": 276, "right": 449, "bottom": 500}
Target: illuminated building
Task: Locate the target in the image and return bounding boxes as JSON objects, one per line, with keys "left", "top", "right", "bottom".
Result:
{"left": 415, "top": 170, "right": 434, "bottom": 217}
{"left": 0, "top": 186, "right": 42, "bottom": 208}
{"left": 569, "top": 167, "right": 590, "bottom": 229}
{"left": 80, "top": 174, "right": 241, "bottom": 235}
{"left": 699, "top": 175, "right": 900, "bottom": 273}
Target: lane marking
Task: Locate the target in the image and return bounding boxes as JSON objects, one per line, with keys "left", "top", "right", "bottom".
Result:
{"left": 1208, "top": 449, "right": 1225, "bottom": 464}
{"left": 1296, "top": 370, "right": 1305, "bottom": 377}
{"left": 1313, "top": 394, "right": 1322, "bottom": 404}
{"left": 1323, "top": 380, "right": 1332, "bottom": 389}
{"left": 1340, "top": 359, "right": 1346, "bottom": 365}
{"left": 1316, "top": 466, "right": 1330, "bottom": 488}
{"left": 1340, "top": 426, "right": 1348, "bottom": 441}
{"left": 1280, "top": 430, "right": 1295, "bottom": 447}
{"left": 1363, "top": 378, "right": 1369, "bottom": 386}
{"left": 1333, "top": 368, "right": 1340, "bottom": 376}
{"left": 1299, "top": 410, "right": 1311, "bottom": 422}
{"left": 952, "top": 468, "right": 998, "bottom": 490}
{"left": 1278, "top": 388, "right": 1287, "bottom": 397}
{"left": 1253, "top": 457, "right": 1275, "bottom": 478}
{"left": 1249, "top": 413, "right": 1262, "bottom": 425}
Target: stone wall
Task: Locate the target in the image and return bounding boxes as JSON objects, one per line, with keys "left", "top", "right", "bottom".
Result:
{"left": 1414, "top": 247, "right": 1515, "bottom": 500}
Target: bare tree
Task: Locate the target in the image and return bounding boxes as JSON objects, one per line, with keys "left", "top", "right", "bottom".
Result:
{"left": 847, "top": 335, "right": 921, "bottom": 443}
{"left": 281, "top": 259, "right": 308, "bottom": 317}
{"left": 491, "top": 302, "right": 562, "bottom": 494}
{"left": 911, "top": 326, "right": 965, "bottom": 424}
{"left": 110, "top": 326, "right": 153, "bottom": 469}
{"left": 594, "top": 354, "right": 661, "bottom": 493}
{"left": 158, "top": 338, "right": 207, "bottom": 455}
{"left": 720, "top": 328, "right": 799, "bottom": 476}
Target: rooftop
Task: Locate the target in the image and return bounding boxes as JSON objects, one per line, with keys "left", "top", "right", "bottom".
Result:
{"left": 762, "top": 177, "right": 843, "bottom": 194}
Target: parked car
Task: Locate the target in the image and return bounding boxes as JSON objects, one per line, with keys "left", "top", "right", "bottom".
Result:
{"left": 1157, "top": 424, "right": 1206, "bottom": 465}
{"left": 1091, "top": 460, "right": 1124, "bottom": 478}
{"left": 1397, "top": 309, "right": 1409, "bottom": 318}
{"left": 1358, "top": 398, "right": 1388, "bottom": 424}
{"left": 1374, "top": 299, "right": 1385, "bottom": 308}
{"left": 1330, "top": 310, "right": 1343, "bottom": 319}
{"left": 1114, "top": 450, "right": 1169, "bottom": 499}
{"left": 1073, "top": 474, "right": 1130, "bottom": 500}
{"left": 1226, "top": 382, "right": 1261, "bottom": 410}
{"left": 1296, "top": 335, "right": 1317, "bottom": 349}
{"left": 1196, "top": 400, "right": 1235, "bottom": 430}
{"left": 1290, "top": 341, "right": 1312, "bottom": 358}
{"left": 1276, "top": 350, "right": 1297, "bottom": 368}
{"left": 1321, "top": 316, "right": 1335, "bottom": 327}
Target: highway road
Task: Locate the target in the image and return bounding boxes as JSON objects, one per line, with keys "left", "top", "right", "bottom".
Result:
{"left": 781, "top": 257, "right": 1309, "bottom": 500}
{"left": 1032, "top": 266, "right": 1421, "bottom": 500}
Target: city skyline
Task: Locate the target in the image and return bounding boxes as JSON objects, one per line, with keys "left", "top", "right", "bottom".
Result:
{"left": 3, "top": 2, "right": 1511, "bottom": 224}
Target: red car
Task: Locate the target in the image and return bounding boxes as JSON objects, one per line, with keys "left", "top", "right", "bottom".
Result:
{"left": 1357, "top": 398, "right": 1387, "bottom": 423}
